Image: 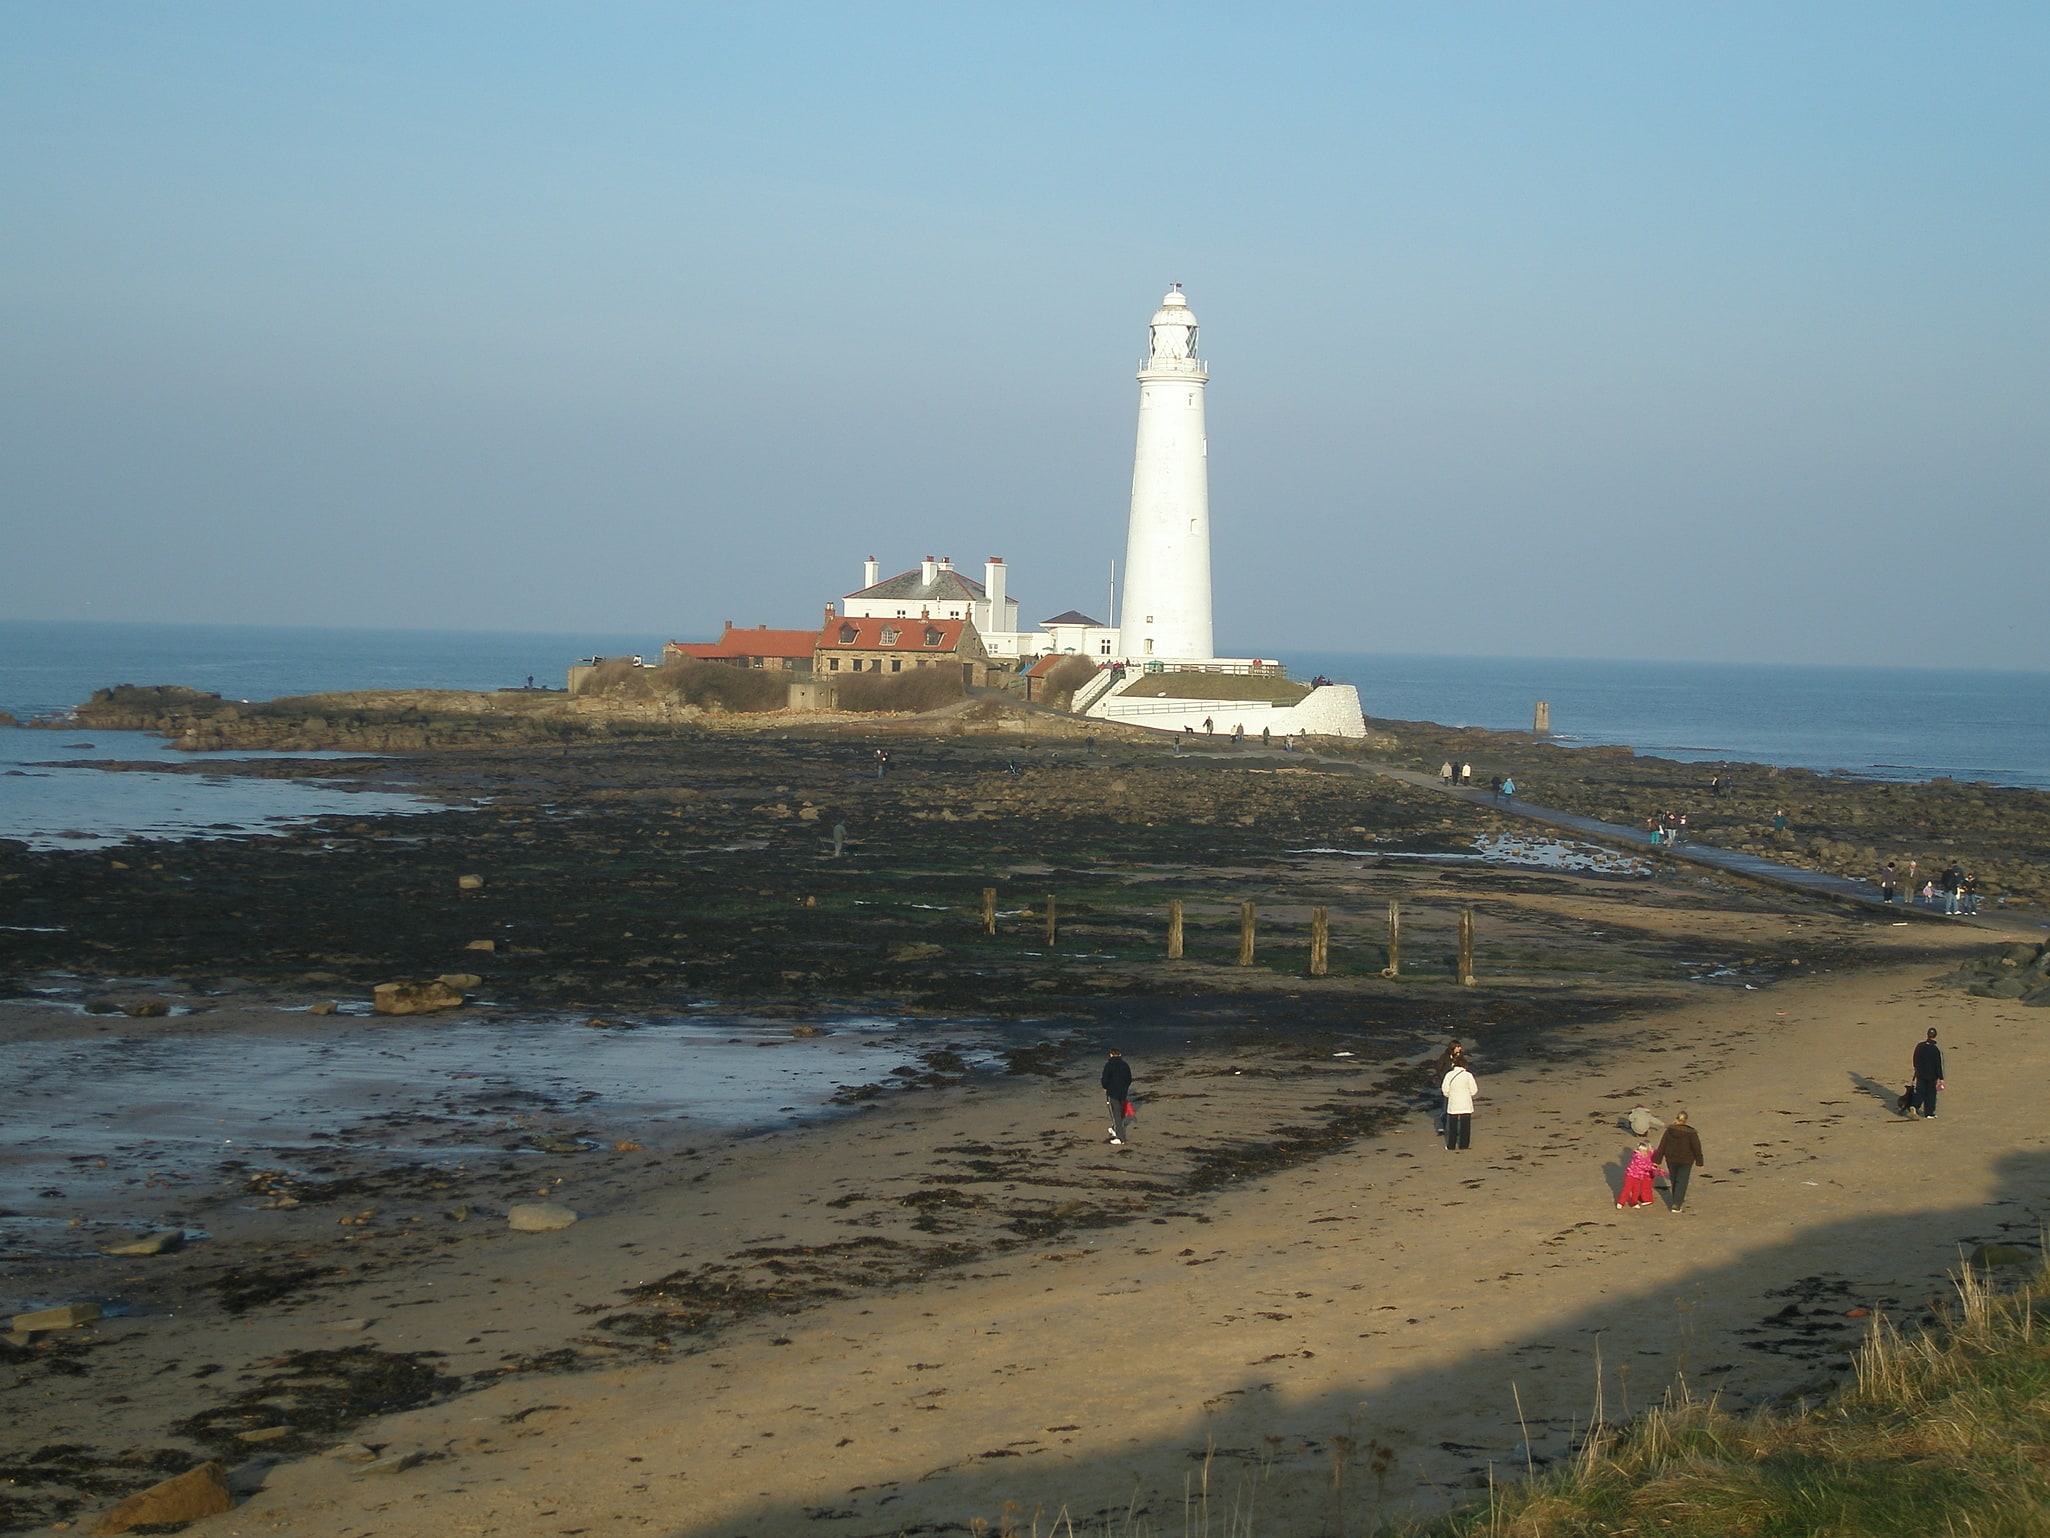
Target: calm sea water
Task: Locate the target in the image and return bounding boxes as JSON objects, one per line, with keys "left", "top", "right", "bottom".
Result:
{"left": 0, "top": 621, "right": 2044, "bottom": 791}
{"left": 1288, "top": 651, "right": 2050, "bottom": 790}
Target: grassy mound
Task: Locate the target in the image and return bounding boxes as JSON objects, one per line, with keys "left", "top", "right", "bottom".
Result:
{"left": 1118, "top": 672, "right": 1311, "bottom": 704}
{"left": 1405, "top": 1257, "right": 2050, "bottom": 1537}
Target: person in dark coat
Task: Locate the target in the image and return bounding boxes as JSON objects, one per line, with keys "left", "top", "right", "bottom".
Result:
{"left": 1653, "top": 1112, "right": 1706, "bottom": 1212}
{"left": 1911, "top": 1028, "right": 1945, "bottom": 1119}
{"left": 1101, "top": 1048, "right": 1135, "bottom": 1146}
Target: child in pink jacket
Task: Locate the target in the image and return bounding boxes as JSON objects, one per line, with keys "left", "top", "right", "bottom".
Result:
{"left": 1618, "top": 1142, "right": 1658, "bottom": 1208}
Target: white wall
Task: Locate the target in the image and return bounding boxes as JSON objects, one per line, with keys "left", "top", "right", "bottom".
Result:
{"left": 1090, "top": 684, "right": 1366, "bottom": 740}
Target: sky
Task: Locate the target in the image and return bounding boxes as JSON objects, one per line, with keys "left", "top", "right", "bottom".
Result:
{"left": 2, "top": 3, "right": 2045, "bottom": 668}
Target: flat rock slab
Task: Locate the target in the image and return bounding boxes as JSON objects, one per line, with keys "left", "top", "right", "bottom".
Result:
{"left": 102, "top": 1229, "right": 184, "bottom": 1257}
{"left": 358, "top": 1449, "right": 425, "bottom": 1477}
{"left": 372, "top": 979, "right": 466, "bottom": 1015}
{"left": 12, "top": 1301, "right": 102, "bottom": 1332}
{"left": 93, "top": 1461, "right": 232, "bottom": 1533}
{"left": 506, "top": 1202, "right": 579, "bottom": 1232}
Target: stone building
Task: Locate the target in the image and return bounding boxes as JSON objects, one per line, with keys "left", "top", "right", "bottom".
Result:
{"left": 813, "top": 611, "right": 995, "bottom": 686}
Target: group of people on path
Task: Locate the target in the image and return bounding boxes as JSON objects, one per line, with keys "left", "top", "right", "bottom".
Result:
{"left": 1438, "top": 761, "right": 1476, "bottom": 786}
{"left": 1878, "top": 858, "right": 1979, "bottom": 914}
{"left": 1647, "top": 811, "right": 1689, "bottom": 847}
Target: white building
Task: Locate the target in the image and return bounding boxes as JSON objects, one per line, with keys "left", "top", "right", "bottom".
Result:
{"left": 1117, "top": 283, "right": 1213, "bottom": 663}
{"left": 842, "top": 555, "right": 1023, "bottom": 652}
{"left": 1038, "top": 609, "right": 1122, "bottom": 660}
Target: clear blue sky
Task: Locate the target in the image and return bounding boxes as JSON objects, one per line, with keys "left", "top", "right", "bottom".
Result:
{"left": 3, "top": 3, "right": 2045, "bottom": 667}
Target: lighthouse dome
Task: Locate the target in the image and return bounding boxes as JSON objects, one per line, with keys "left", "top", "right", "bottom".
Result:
{"left": 1147, "top": 284, "right": 1198, "bottom": 360}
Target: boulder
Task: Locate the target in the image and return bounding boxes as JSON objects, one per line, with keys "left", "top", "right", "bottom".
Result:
{"left": 465, "top": 939, "right": 497, "bottom": 952}
{"left": 372, "top": 980, "right": 466, "bottom": 1015}
{"left": 1968, "top": 977, "right": 2031, "bottom": 1000}
{"left": 457, "top": 874, "right": 486, "bottom": 891}
{"left": 102, "top": 1230, "right": 183, "bottom": 1257}
{"left": 887, "top": 942, "right": 945, "bottom": 963}
{"left": 122, "top": 998, "right": 172, "bottom": 1018}
{"left": 92, "top": 1461, "right": 232, "bottom": 1533}
{"left": 506, "top": 1202, "right": 579, "bottom": 1232}
{"left": 308, "top": 1000, "right": 340, "bottom": 1016}
{"left": 436, "top": 972, "right": 482, "bottom": 989}
{"left": 12, "top": 1301, "right": 101, "bottom": 1332}
{"left": 235, "top": 1425, "right": 293, "bottom": 1444}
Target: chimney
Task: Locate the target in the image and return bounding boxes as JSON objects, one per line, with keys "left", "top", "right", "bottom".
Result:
{"left": 985, "top": 557, "right": 1007, "bottom": 624}
{"left": 824, "top": 602, "right": 836, "bottom": 625}
{"left": 863, "top": 555, "right": 878, "bottom": 589}
{"left": 937, "top": 555, "right": 952, "bottom": 572}
{"left": 921, "top": 554, "right": 937, "bottom": 585}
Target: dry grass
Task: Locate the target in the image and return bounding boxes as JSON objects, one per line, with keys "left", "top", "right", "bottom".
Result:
{"left": 584, "top": 657, "right": 789, "bottom": 713}
{"left": 1041, "top": 655, "right": 1103, "bottom": 711}
{"left": 835, "top": 668, "right": 967, "bottom": 714}
{"left": 1397, "top": 1254, "right": 2050, "bottom": 1537}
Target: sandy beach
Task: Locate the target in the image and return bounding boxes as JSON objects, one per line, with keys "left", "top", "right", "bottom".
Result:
{"left": 9, "top": 926, "right": 2044, "bottom": 1536}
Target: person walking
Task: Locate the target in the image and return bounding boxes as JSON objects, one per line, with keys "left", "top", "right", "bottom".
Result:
{"left": 1101, "top": 1048, "right": 1135, "bottom": 1146}
{"left": 873, "top": 748, "right": 890, "bottom": 779}
{"left": 1911, "top": 1028, "right": 1945, "bottom": 1119}
{"left": 1879, "top": 860, "right": 1898, "bottom": 903}
{"left": 1459, "top": 762, "right": 1473, "bottom": 786}
{"left": 1653, "top": 1112, "right": 1705, "bottom": 1212}
{"left": 1618, "top": 1142, "right": 1659, "bottom": 1208}
{"left": 1441, "top": 1055, "right": 1478, "bottom": 1152}
{"left": 1440, "top": 761, "right": 1454, "bottom": 785}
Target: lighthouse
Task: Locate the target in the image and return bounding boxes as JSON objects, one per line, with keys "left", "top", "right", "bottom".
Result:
{"left": 1117, "top": 284, "right": 1213, "bottom": 662}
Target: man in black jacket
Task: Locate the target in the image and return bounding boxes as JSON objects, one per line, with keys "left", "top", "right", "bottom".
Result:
{"left": 1101, "top": 1049, "right": 1134, "bottom": 1147}
{"left": 1911, "top": 1028, "right": 1945, "bottom": 1119}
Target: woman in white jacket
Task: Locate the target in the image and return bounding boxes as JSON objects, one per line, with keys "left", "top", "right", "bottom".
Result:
{"left": 1441, "top": 1060, "right": 1478, "bottom": 1151}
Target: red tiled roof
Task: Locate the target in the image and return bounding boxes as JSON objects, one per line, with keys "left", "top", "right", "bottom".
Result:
{"left": 665, "top": 625, "right": 819, "bottom": 661}
{"left": 817, "top": 616, "right": 972, "bottom": 652}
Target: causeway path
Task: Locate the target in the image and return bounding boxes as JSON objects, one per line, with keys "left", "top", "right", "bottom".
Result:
{"left": 1300, "top": 757, "right": 2045, "bottom": 935}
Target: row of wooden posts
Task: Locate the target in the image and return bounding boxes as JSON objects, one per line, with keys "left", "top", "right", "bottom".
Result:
{"left": 977, "top": 888, "right": 1478, "bottom": 985}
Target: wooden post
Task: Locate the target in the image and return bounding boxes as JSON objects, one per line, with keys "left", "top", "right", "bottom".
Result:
{"left": 1167, "top": 899, "right": 1184, "bottom": 960}
{"left": 1381, "top": 899, "right": 1401, "bottom": 978}
{"left": 981, "top": 887, "right": 996, "bottom": 936}
{"left": 1458, "top": 906, "right": 1476, "bottom": 986}
{"left": 1045, "top": 892, "right": 1057, "bottom": 948}
{"left": 1237, "top": 901, "right": 1257, "bottom": 967}
{"left": 1309, "top": 907, "right": 1329, "bottom": 977}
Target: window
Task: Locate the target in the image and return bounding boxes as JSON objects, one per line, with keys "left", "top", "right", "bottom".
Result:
{"left": 1099, "top": 640, "right": 1111, "bottom": 655}
{"left": 924, "top": 626, "right": 943, "bottom": 647}
{"left": 838, "top": 623, "right": 856, "bottom": 644}
{"left": 890, "top": 659, "right": 902, "bottom": 672}
{"left": 828, "top": 658, "right": 840, "bottom": 672}
{"left": 879, "top": 626, "right": 899, "bottom": 646}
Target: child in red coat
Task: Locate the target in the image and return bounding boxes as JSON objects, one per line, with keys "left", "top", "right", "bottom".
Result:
{"left": 1618, "top": 1142, "right": 1658, "bottom": 1208}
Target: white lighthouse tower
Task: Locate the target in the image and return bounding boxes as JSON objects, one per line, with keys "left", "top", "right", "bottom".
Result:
{"left": 1118, "top": 284, "right": 1213, "bottom": 662}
